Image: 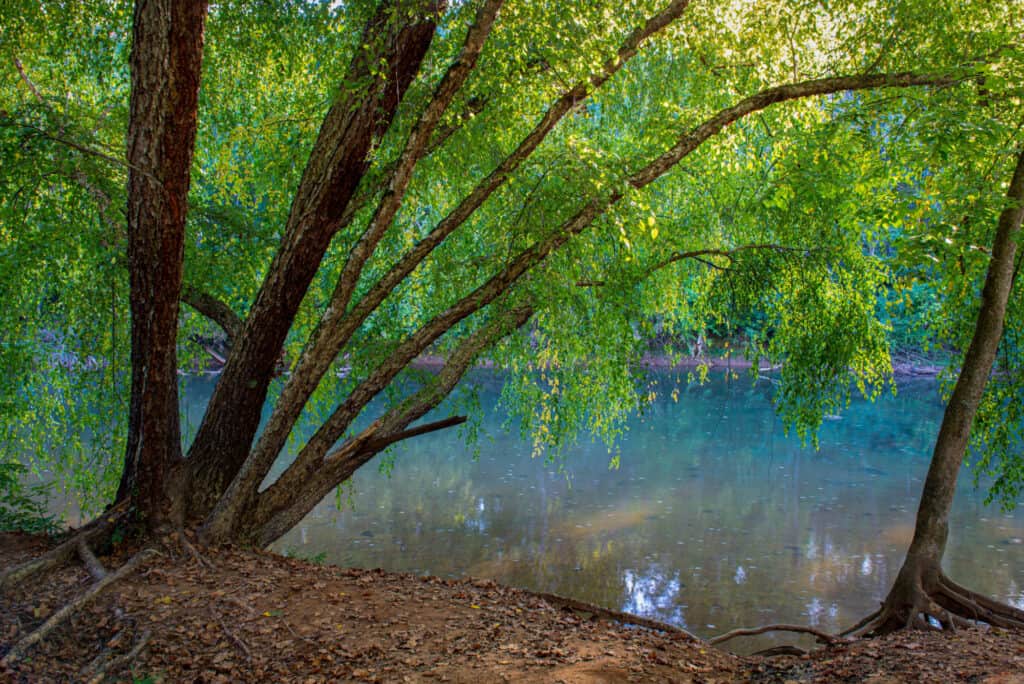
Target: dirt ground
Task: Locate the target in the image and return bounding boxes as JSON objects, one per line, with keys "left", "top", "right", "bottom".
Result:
{"left": 2, "top": 532, "right": 1023, "bottom": 683}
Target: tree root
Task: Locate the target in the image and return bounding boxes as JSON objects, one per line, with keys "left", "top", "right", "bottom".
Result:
{"left": 78, "top": 540, "right": 108, "bottom": 581}
{"left": 81, "top": 628, "right": 151, "bottom": 684}
{"left": 847, "top": 571, "right": 1024, "bottom": 637}
{"left": 212, "top": 611, "right": 251, "bottom": 661}
{"left": 752, "top": 645, "right": 808, "bottom": 657}
{"left": 171, "top": 531, "right": 212, "bottom": 570}
{"left": 0, "top": 503, "right": 128, "bottom": 592}
{"left": 531, "top": 590, "right": 700, "bottom": 641}
{"left": 710, "top": 623, "right": 844, "bottom": 647}
{"left": 0, "top": 548, "right": 158, "bottom": 666}
{"left": 839, "top": 606, "right": 882, "bottom": 637}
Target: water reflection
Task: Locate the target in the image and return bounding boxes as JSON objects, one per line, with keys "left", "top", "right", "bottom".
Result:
{"left": 181, "top": 371, "right": 1024, "bottom": 652}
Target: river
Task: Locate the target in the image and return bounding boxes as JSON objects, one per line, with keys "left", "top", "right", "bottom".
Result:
{"left": 180, "top": 369, "right": 1024, "bottom": 652}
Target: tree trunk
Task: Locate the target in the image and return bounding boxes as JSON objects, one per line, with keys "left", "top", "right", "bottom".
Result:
{"left": 863, "top": 146, "right": 1024, "bottom": 634}
{"left": 115, "top": 0, "right": 208, "bottom": 530}
{"left": 182, "top": 1, "right": 443, "bottom": 517}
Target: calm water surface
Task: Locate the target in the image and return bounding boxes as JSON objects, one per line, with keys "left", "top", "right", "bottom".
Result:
{"left": 184, "top": 370, "right": 1024, "bottom": 651}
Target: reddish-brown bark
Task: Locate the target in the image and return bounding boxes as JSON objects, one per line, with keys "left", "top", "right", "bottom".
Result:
{"left": 116, "top": 0, "right": 208, "bottom": 529}
{"left": 183, "top": 1, "right": 444, "bottom": 516}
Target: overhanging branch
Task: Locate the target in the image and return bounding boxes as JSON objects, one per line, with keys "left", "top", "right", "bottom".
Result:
{"left": 181, "top": 285, "right": 243, "bottom": 342}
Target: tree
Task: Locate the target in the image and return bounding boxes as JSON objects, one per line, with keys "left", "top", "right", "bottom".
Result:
{"left": 849, "top": 147, "right": 1024, "bottom": 634}
{"left": 0, "top": 0, "right": 1007, "bottom": 540}
{"left": 1, "top": 0, "right": 1020, "bottom": 615}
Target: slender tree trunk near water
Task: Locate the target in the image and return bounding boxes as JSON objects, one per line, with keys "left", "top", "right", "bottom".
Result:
{"left": 860, "top": 146, "right": 1024, "bottom": 634}
{"left": 115, "top": 0, "right": 209, "bottom": 530}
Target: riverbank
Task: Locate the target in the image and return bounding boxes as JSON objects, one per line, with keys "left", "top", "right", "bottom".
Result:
{"left": 3, "top": 533, "right": 1022, "bottom": 683}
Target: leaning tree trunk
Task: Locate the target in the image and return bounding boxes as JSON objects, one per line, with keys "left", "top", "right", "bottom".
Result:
{"left": 181, "top": 1, "right": 443, "bottom": 517}
{"left": 859, "top": 146, "right": 1024, "bottom": 635}
{"left": 115, "top": 0, "right": 208, "bottom": 530}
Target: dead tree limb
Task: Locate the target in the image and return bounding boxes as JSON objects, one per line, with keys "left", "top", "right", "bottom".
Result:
{"left": 1, "top": 548, "right": 157, "bottom": 666}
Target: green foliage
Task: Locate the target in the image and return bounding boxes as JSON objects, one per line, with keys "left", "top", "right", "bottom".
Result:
{"left": 0, "top": 462, "right": 58, "bottom": 534}
{"left": 2, "top": 0, "right": 1024, "bottom": 511}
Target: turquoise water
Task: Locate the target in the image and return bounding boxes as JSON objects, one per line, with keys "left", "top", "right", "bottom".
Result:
{"left": 184, "top": 370, "right": 1024, "bottom": 651}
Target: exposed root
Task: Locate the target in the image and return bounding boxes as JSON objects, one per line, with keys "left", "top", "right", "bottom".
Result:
{"left": 937, "top": 576, "right": 1024, "bottom": 628}
{"left": 212, "top": 611, "right": 252, "bottom": 661}
{"left": 81, "top": 628, "right": 151, "bottom": 684}
{"left": 851, "top": 570, "right": 1024, "bottom": 637}
{"left": 174, "top": 532, "right": 212, "bottom": 570}
{"left": 77, "top": 540, "right": 108, "bottom": 581}
{"left": 752, "top": 645, "right": 808, "bottom": 657}
{"left": 0, "top": 503, "right": 128, "bottom": 592}
{"left": 839, "top": 606, "right": 882, "bottom": 637}
{"left": 710, "top": 623, "right": 844, "bottom": 647}
{"left": 531, "top": 590, "right": 700, "bottom": 641}
{"left": 0, "top": 548, "right": 158, "bottom": 666}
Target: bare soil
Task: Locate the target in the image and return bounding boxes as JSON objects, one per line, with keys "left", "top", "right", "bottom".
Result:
{"left": 2, "top": 532, "right": 1022, "bottom": 683}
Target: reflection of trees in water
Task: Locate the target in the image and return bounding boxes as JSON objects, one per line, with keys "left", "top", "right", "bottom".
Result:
{"left": 270, "top": 373, "right": 1023, "bottom": 641}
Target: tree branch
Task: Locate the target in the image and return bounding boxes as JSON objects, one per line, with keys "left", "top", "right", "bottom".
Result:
{"left": 252, "top": 304, "right": 533, "bottom": 545}
{"left": 231, "top": 0, "right": 696, "bottom": 514}
{"left": 181, "top": 285, "right": 243, "bottom": 341}
{"left": 576, "top": 243, "right": 809, "bottom": 286}
{"left": 359, "top": 415, "right": 468, "bottom": 454}
{"left": 330, "top": 0, "right": 504, "bottom": 317}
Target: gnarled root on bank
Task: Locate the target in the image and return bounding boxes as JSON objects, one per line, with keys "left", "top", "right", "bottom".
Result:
{"left": 0, "top": 547, "right": 158, "bottom": 666}
{"left": 0, "top": 502, "right": 129, "bottom": 592}
{"left": 845, "top": 566, "right": 1024, "bottom": 637}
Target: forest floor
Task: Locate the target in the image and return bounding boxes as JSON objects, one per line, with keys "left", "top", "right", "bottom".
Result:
{"left": 3, "top": 533, "right": 1024, "bottom": 683}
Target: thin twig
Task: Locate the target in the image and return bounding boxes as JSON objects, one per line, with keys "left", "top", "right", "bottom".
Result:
{"left": 13, "top": 56, "right": 45, "bottom": 104}
{"left": 213, "top": 612, "right": 252, "bottom": 661}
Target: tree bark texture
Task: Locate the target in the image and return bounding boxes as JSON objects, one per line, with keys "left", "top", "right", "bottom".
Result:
{"left": 183, "top": 0, "right": 444, "bottom": 516}
{"left": 116, "top": 0, "right": 208, "bottom": 529}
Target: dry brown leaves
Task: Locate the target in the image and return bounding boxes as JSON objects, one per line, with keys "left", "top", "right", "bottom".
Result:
{"left": 2, "top": 533, "right": 1023, "bottom": 683}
